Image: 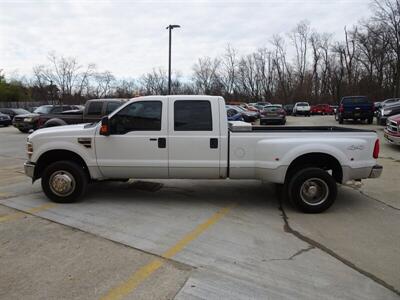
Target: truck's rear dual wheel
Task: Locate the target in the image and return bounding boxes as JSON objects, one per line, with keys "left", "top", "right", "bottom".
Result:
{"left": 288, "top": 168, "right": 337, "bottom": 213}
{"left": 42, "top": 161, "right": 88, "bottom": 203}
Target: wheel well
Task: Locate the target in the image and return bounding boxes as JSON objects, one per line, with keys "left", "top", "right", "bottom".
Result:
{"left": 34, "top": 150, "right": 90, "bottom": 181}
{"left": 285, "top": 153, "right": 343, "bottom": 184}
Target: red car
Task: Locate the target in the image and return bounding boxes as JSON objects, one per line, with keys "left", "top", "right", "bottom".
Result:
{"left": 310, "top": 104, "right": 334, "bottom": 115}
{"left": 384, "top": 114, "right": 400, "bottom": 145}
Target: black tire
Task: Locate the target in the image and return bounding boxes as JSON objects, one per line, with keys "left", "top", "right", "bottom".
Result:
{"left": 338, "top": 116, "right": 344, "bottom": 124}
{"left": 288, "top": 167, "right": 337, "bottom": 213}
{"left": 19, "top": 129, "right": 29, "bottom": 133}
{"left": 41, "top": 160, "right": 88, "bottom": 203}
{"left": 367, "top": 117, "right": 373, "bottom": 124}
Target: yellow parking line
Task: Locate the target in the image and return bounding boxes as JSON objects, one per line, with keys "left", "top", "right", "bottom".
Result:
{"left": 99, "top": 203, "right": 236, "bottom": 300}
{"left": 0, "top": 192, "right": 10, "bottom": 198}
{"left": 0, "top": 202, "right": 56, "bottom": 223}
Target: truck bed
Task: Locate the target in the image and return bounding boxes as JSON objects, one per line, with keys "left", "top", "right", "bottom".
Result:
{"left": 249, "top": 125, "right": 375, "bottom": 132}
{"left": 228, "top": 122, "right": 375, "bottom": 133}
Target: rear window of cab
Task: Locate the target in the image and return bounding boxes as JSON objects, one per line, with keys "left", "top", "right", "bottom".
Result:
{"left": 342, "top": 97, "right": 371, "bottom": 104}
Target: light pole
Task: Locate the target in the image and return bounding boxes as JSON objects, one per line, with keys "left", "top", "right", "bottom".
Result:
{"left": 166, "top": 24, "right": 180, "bottom": 95}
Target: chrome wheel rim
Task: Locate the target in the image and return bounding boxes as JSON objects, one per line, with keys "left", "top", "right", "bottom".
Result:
{"left": 49, "top": 170, "right": 76, "bottom": 197}
{"left": 300, "top": 178, "right": 329, "bottom": 206}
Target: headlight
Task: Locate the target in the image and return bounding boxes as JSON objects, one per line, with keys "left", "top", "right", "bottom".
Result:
{"left": 26, "top": 142, "right": 33, "bottom": 159}
{"left": 24, "top": 117, "right": 33, "bottom": 122}
{"left": 383, "top": 109, "right": 392, "bottom": 116}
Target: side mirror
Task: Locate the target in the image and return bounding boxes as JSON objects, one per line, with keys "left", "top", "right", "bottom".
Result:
{"left": 100, "top": 116, "right": 110, "bottom": 136}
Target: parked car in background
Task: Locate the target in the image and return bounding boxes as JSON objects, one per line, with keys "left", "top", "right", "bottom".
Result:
{"left": 310, "top": 104, "right": 334, "bottom": 115}
{"left": 37, "top": 99, "right": 126, "bottom": 129}
{"left": 0, "top": 112, "right": 12, "bottom": 126}
{"left": 377, "top": 101, "right": 400, "bottom": 125}
{"left": 226, "top": 106, "right": 245, "bottom": 121}
{"left": 337, "top": 96, "right": 374, "bottom": 124}
{"left": 381, "top": 98, "right": 400, "bottom": 107}
{"left": 293, "top": 102, "right": 311, "bottom": 116}
{"left": 383, "top": 114, "right": 400, "bottom": 145}
{"left": 12, "top": 105, "right": 82, "bottom": 133}
{"left": 284, "top": 104, "right": 294, "bottom": 115}
{"left": 227, "top": 105, "right": 258, "bottom": 123}
{"left": 260, "top": 105, "right": 286, "bottom": 125}
{"left": 0, "top": 108, "right": 30, "bottom": 121}
{"left": 241, "top": 104, "right": 260, "bottom": 117}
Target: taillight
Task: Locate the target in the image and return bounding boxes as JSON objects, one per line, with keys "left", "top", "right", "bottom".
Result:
{"left": 339, "top": 104, "right": 344, "bottom": 113}
{"left": 373, "top": 139, "right": 380, "bottom": 159}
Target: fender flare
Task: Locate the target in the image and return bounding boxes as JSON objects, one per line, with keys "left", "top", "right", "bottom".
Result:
{"left": 43, "top": 118, "right": 68, "bottom": 128}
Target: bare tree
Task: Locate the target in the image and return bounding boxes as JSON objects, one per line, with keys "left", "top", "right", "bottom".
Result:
{"left": 372, "top": 0, "right": 400, "bottom": 96}
{"left": 140, "top": 68, "right": 168, "bottom": 95}
{"left": 91, "top": 71, "right": 115, "bottom": 98}
{"left": 192, "top": 57, "right": 221, "bottom": 94}
{"left": 32, "top": 53, "right": 95, "bottom": 103}
{"left": 290, "top": 20, "right": 310, "bottom": 88}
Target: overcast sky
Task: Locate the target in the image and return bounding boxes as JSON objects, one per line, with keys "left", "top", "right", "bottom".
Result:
{"left": 1, "top": 0, "right": 373, "bottom": 79}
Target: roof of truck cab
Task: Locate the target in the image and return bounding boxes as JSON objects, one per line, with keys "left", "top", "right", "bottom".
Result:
{"left": 87, "top": 98, "right": 127, "bottom": 102}
{"left": 128, "top": 95, "right": 223, "bottom": 101}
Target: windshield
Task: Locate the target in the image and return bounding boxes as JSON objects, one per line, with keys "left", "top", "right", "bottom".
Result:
{"left": 34, "top": 106, "right": 53, "bottom": 114}
{"left": 13, "top": 109, "right": 30, "bottom": 114}
{"left": 297, "top": 102, "right": 309, "bottom": 106}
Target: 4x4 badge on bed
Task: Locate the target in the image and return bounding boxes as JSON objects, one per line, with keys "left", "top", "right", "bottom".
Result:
{"left": 347, "top": 144, "right": 365, "bottom": 150}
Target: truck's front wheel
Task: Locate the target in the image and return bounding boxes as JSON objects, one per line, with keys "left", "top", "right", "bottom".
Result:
{"left": 288, "top": 168, "right": 337, "bottom": 213}
{"left": 42, "top": 161, "right": 88, "bottom": 203}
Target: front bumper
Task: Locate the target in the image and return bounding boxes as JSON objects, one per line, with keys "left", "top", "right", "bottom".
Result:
{"left": 369, "top": 165, "right": 383, "bottom": 178}
{"left": 24, "top": 161, "right": 36, "bottom": 178}
{"left": 13, "top": 121, "right": 36, "bottom": 131}
{"left": 384, "top": 129, "right": 400, "bottom": 145}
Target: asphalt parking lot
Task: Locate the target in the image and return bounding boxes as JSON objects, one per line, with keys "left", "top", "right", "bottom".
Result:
{"left": 0, "top": 116, "right": 399, "bottom": 300}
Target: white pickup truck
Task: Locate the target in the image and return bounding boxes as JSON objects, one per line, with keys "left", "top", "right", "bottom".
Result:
{"left": 24, "top": 96, "right": 382, "bottom": 213}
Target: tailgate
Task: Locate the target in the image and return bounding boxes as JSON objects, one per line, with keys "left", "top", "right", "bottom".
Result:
{"left": 343, "top": 103, "right": 373, "bottom": 112}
